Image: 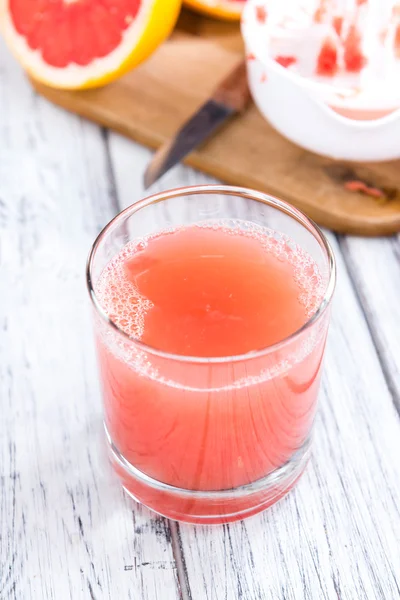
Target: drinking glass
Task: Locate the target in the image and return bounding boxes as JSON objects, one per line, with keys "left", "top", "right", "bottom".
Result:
{"left": 86, "top": 185, "right": 336, "bottom": 524}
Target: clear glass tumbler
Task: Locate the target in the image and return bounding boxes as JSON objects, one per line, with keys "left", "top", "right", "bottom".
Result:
{"left": 86, "top": 185, "right": 336, "bottom": 524}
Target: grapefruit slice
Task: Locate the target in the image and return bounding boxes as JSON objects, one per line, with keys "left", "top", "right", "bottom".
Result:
{"left": 183, "top": 0, "right": 245, "bottom": 21}
{"left": 0, "top": 0, "right": 182, "bottom": 89}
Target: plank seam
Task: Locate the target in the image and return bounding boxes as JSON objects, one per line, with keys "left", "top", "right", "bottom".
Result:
{"left": 103, "top": 126, "right": 183, "bottom": 597}
{"left": 170, "top": 522, "right": 193, "bottom": 600}
{"left": 102, "top": 128, "right": 124, "bottom": 216}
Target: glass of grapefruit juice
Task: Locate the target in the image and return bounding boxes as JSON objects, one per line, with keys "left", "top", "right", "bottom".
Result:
{"left": 87, "top": 185, "right": 336, "bottom": 524}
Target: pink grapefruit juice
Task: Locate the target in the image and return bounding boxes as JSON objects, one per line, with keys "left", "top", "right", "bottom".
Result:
{"left": 95, "top": 221, "right": 328, "bottom": 519}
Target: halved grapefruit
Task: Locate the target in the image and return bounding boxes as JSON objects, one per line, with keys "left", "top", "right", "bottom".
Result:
{"left": 183, "top": 0, "right": 245, "bottom": 21}
{"left": 0, "top": 0, "right": 182, "bottom": 89}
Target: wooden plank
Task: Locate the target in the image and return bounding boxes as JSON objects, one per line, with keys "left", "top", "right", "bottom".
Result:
{"left": 0, "top": 41, "right": 180, "bottom": 600}
{"left": 29, "top": 23, "right": 400, "bottom": 237}
{"left": 339, "top": 235, "right": 400, "bottom": 412}
{"left": 108, "top": 136, "right": 400, "bottom": 599}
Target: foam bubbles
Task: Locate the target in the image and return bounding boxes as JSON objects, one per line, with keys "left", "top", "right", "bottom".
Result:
{"left": 95, "top": 240, "right": 154, "bottom": 341}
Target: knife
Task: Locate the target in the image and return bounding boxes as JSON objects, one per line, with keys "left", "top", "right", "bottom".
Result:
{"left": 144, "top": 60, "right": 251, "bottom": 188}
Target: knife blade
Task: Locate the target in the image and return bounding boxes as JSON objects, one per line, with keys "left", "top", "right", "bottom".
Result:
{"left": 144, "top": 60, "right": 251, "bottom": 188}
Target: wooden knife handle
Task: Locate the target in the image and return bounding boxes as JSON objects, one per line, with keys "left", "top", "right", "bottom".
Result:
{"left": 212, "top": 60, "right": 252, "bottom": 113}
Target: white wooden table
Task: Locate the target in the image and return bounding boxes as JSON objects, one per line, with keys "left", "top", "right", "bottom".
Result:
{"left": 1, "top": 39, "right": 400, "bottom": 600}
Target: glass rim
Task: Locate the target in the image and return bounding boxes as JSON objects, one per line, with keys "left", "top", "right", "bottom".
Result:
{"left": 86, "top": 185, "right": 336, "bottom": 364}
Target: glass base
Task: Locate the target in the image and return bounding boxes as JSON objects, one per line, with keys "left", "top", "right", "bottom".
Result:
{"left": 106, "top": 427, "right": 311, "bottom": 524}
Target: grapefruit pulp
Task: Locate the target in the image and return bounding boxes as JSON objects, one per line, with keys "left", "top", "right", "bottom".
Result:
{"left": 0, "top": 0, "right": 182, "bottom": 89}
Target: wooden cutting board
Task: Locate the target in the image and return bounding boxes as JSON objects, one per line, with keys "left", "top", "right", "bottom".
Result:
{"left": 32, "top": 10, "right": 400, "bottom": 236}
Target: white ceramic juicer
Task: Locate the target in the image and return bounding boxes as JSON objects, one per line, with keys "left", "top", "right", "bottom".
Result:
{"left": 241, "top": 0, "right": 400, "bottom": 162}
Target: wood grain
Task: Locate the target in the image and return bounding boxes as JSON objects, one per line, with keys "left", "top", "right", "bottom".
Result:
{"left": 30, "top": 12, "right": 400, "bottom": 236}
{"left": 0, "top": 40, "right": 180, "bottom": 600}
{"left": 107, "top": 138, "right": 400, "bottom": 599}
{"left": 339, "top": 235, "right": 400, "bottom": 413}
